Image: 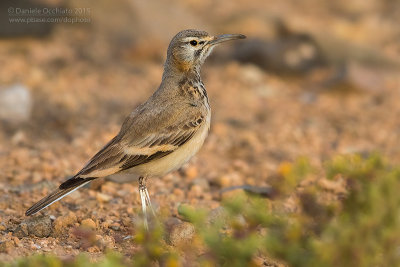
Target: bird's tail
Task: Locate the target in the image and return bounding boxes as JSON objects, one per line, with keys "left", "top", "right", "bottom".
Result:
{"left": 25, "top": 177, "right": 94, "bottom": 216}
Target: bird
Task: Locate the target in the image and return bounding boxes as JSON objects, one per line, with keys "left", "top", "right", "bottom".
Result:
{"left": 25, "top": 29, "right": 246, "bottom": 229}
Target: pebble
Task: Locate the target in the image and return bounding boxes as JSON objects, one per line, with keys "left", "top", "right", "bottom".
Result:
{"left": 0, "top": 84, "right": 32, "bottom": 124}
{"left": 166, "top": 220, "right": 195, "bottom": 247}
{"left": 0, "top": 240, "right": 14, "bottom": 253}
{"left": 101, "top": 182, "right": 118, "bottom": 195}
{"left": 53, "top": 212, "right": 77, "bottom": 236}
{"left": 81, "top": 218, "right": 97, "bottom": 230}
{"left": 240, "top": 64, "right": 265, "bottom": 84}
{"left": 101, "top": 219, "right": 113, "bottom": 229}
{"left": 14, "top": 216, "right": 52, "bottom": 238}
{"left": 12, "top": 237, "right": 20, "bottom": 246}
{"left": 110, "top": 222, "right": 121, "bottom": 231}
{"left": 87, "top": 246, "right": 100, "bottom": 253}
{"left": 191, "top": 178, "right": 210, "bottom": 190}
{"left": 217, "top": 172, "right": 243, "bottom": 188}
{"left": 188, "top": 184, "right": 203, "bottom": 198}
{"left": 0, "top": 222, "right": 7, "bottom": 231}
{"left": 28, "top": 216, "right": 52, "bottom": 238}
{"left": 96, "top": 192, "right": 113, "bottom": 203}
{"left": 13, "top": 223, "right": 29, "bottom": 238}
{"left": 172, "top": 188, "right": 185, "bottom": 198}
{"left": 123, "top": 235, "right": 132, "bottom": 241}
{"left": 218, "top": 175, "right": 232, "bottom": 188}
{"left": 184, "top": 166, "right": 198, "bottom": 180}
{"left": 122, "top": 217, "right": 132, "bottom": 227}
{"left": 100, "top": 235, "right": 115, "bottom": 248}
{"left": 30, "top": 243, "right": 41, "bottom": 250}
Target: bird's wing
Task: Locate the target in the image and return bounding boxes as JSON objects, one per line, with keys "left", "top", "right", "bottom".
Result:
{"left": 26, "top": 101, "right": 206, "bottom": 216}
{"left": 71, "top": 103, "right": 206, "bottom": 181}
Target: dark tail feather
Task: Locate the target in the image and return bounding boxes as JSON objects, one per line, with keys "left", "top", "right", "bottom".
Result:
{"left": 25, "top": 177, "right": 94, "bottom": 216}
{"left": 59, "top": 177, "right": 92, "bottom": 190}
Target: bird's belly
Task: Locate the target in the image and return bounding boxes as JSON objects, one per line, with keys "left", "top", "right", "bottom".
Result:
{"left": 130, "top": 117, "right": 210, "bottom": 177}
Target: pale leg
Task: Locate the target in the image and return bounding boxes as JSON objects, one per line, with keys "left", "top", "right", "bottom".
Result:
{"left": 138, "top": 177, "right": 155, "bottom": 230}
{"left": 144, "top": 186, "right": 156, "bottom": 217}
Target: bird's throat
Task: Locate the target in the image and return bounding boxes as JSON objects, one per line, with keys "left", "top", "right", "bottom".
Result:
{"left": 163, "top": 57, "right": 201, "bottom": 81}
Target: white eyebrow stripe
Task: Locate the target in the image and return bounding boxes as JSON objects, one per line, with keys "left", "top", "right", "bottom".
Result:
{"left": 181, "top": 37, "right": 198, "bottom": 42}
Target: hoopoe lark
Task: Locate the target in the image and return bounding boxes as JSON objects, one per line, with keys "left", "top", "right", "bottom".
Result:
{"left": 26, "top": 29, "right": 245, "bottom": 228}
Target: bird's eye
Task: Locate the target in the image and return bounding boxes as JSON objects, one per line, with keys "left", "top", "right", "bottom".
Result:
{"left": 190, "top": 40, "right": 198, "bottom": 46}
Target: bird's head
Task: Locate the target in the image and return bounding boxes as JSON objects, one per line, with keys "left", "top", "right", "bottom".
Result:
{"left": 164, "top": 29, "right": 245, "bottom": 77}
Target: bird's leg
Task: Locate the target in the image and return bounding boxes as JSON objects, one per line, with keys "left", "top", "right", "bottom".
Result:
{"left": 138, "top": 177, "right": 148, "bottom": 230}
{"left": 138, "top": 177, "right": 156, "bottom": 230}
{"left": 144, "top": 185, "right": 156, "bottom": 217}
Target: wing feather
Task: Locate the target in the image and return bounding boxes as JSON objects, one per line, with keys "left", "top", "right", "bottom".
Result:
{"left": 76, "top": 116, "right": 202, "bottom": 178}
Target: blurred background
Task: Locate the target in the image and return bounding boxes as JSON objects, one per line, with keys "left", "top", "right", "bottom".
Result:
{"left": 0, "top": 0, "right": 400, "bottom": 261}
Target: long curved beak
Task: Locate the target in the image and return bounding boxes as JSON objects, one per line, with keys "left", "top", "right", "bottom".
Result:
{"left": 209, "top": 34, "right": 246, "bottom": 46}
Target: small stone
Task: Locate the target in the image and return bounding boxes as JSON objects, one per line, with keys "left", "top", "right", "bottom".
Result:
{"left": 172, "top": 188, "right": 185, "bottom": 198}
{"left": 12, "top": 237, "right": 20, "bottom": 246}
{"left": 30, "top": 243, "right": 41, "bottom": 250}
{"left": 166, "top": 221, "right": 195, "bottom": 247}
{"left": 53, "top": 212, "right": 77, "bottom": 236}
{"left": 100, "top": 235, "right": 115, "bottom": 248}
{"left": 184, "top": 166, "right": 198, "bottom": 180}
{"left": 81, "top": 218, "right": 97, "bottom": 230}
{"left": 101, "top": 219, "right": 113, "bottom": 229}
{"left": 241, "top": 64, "right": 264, "bottom": 84}
{"left": 217, "top": 175, "right": 232, "bottom": 188}
{"left": 0, "top": 84, "right": 32, "bottom": 124}
{"left": 123, "top": 235, "right": 132, "bottom": 241}
{"left": 188, "top": 184, "right": 203, "bottom": 198}
{"left": 0, "top": 240, "right": 14, "bottom": 253}
{"left": 87, "top": 245, "right": 100, "bottom": 253}
{"left": 121, "top": 217, "right": 132, "bottom": 227}
{"left": 110, "top": 222, "right": 120, "bottom": 231}
{"left": 14, "top": 222, "right": 29, "bottom": 238}
{"left": 96, "top": 192, "right": 112, "bottom": 203}
{"left": 217, "top": 172, "right": 243, "bottom": 189}
{"left": 38, "top": 239, "right": 49, "bottom": 248}
{"left": 126, "top": 207, "right": 134, "bottom": 214}
{"left": 15, "top": 216, "right": 52, "bottom": 238}
{"left": 191, "top": 178, "right": 210, "bottom": 190}
{"left": 27, "top": 216, "right": 52, "bottom": 238}
{"left": 95, "top": 234, "right": 103, "bottom": 242}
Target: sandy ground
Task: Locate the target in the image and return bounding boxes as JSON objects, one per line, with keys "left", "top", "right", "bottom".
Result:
{"left": 0, "top": 0, "right": 400, "bottom": 262}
